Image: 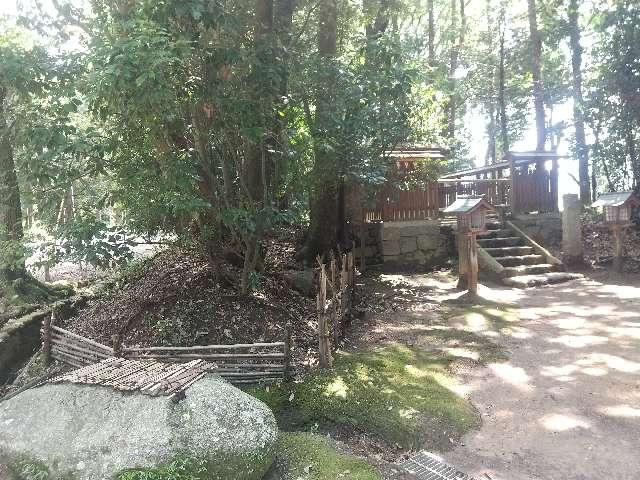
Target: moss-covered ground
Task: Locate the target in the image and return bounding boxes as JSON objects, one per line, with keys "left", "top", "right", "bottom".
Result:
{"left": 249, "top": 343, "right": 480, "bottom": 450}
{"left": 264, "top": 432, "right": 381, "bottom": 480}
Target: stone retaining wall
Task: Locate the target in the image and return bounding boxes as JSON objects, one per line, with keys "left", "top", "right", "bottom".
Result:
{"left": 0, "top": 295, "right": 88, "bottom": 383}
{"left": 380, "top": 220, "right": 453, "bottom": 271}
{"left": 512, "top": 213, "right": 562, "bottom": 247}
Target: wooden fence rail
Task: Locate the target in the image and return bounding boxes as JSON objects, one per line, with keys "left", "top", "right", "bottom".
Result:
{"left": 42, "top": 317, "right": 292, "bottom": 384}
{"left": 316, "top": 250, "right": 356, "bottom": 368}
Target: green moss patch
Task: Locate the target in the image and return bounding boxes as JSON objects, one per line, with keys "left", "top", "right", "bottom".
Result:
{"left": 265, "top": 432, "right": 380, "bottom": 480}
{"left": 116, "top": 451, "right": 272, "bottom": 480}
{"left": 249, "top": 344, "right": 479, "bottom": 449}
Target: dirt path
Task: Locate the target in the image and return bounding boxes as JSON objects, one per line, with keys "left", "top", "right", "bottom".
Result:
{"left": 439, "top": 276, "right": 640, "bottom": 480}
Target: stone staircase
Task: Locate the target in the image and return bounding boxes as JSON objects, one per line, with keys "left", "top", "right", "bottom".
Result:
{"left": 477, "top": 220, "right": 582, "bottom": 288}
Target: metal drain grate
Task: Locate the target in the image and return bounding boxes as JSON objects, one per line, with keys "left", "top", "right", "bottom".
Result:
{"left": 399, "top": 451, "right": 475, "bottom": 480}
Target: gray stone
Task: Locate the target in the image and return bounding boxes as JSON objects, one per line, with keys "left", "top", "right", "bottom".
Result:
{"left": 400, "top": 237, "right": 418, "bottom": 253}
{"left": 562, "top": 194, "right": 583, "bottom": 264}
{"left": 382, "top": 239, "right": 401, "bottom": 256}
{"left": 414, "top": 250, "right": 427, "bottom": 265}
{"left": 0, "top": 375, "right": 278, "bottom": 480}
{"left": 283, "top": 269, "right": 315, "bottom": 296}
{"left": 416, "top": 234, "right": 439, "bottom": 251}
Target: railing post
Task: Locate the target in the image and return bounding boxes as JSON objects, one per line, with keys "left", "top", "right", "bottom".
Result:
{"left": 284, "top": 322, "right": 292, "bottom": 381}
{"left": 42, "top": 311, "right": 54, "bottom": 366}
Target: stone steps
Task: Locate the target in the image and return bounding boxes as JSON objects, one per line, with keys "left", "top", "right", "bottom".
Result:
{"left": 495, "top": 254, "right": 546, "bottom": 267}
{"left": 503, "top": 272, "right": 584, "bottom": 288}
{"left": 477, "top": 236, "right": 524, "bottom": 248}
{"left": 502, "top": 263, "right": 559, "bottom": 277}
{"left": 476, "top": 228, "right": 514, "bottom": 239}
{"left": 483, "top": 246, "right": 535, "bottom": 257}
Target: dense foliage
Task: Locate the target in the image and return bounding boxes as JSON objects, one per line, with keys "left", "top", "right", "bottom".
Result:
{"left": 1, "top": 0, "right": 639, "bottom": 291}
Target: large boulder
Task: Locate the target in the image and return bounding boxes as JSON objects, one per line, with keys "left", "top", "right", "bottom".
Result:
{"left": 0, "top": 375, "right": 278, "bottom": 480}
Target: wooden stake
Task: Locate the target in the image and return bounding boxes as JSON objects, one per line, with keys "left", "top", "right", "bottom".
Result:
{"left": 457, "top": 232, "right": 469, "bottom": 289}
{"left": 613, "top": 226, "right": 625, "bottom": 273}
{"left": 42, "top": 312, "right": 53, "bottom": 365}
{"left": 284, "top": 323, "right": 292, "bottom": 381}
{"left": 467, "top": 232, "right": 479, "bottom": 295}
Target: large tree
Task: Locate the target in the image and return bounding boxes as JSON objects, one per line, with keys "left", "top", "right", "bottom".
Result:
{"left": 567, "top": 0, "right": 590, "bottom": 202}
{"left": 527, "top": 0, "right": 546, "bottom": 151}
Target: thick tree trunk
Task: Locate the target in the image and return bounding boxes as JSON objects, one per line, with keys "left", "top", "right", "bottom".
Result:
{"left": 247, "top": 0, "right": 275, "bottom": 205}
{"left": 498, "top": 12, "right": 510, "bottom": 154}
{"left": 568, "top": 0, "right": 590, "bottom": 203}
{"left": 307, "top": 0, "right": 339, "bottom": 261}
{"left": 0, "top": 86, "right": 25, "bottom": 282}
{"left": 527, "top": 0, "right": 546, "bottom": 151}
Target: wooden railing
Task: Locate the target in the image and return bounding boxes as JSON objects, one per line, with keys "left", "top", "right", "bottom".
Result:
{"left": 362, "top": 181, "right": 440, "bottom": 222}
{"left": 438, "top": 178, "right": 510, "bottom": 208}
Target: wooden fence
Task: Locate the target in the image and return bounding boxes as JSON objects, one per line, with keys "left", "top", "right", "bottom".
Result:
{"left": 316, "top": 250, "right": 356, "bottom": 368}
{"left": 362, "top": 182, "right": 440, "bottom": 222}
{"left": 42, "top": 314, "right": 115, "bottom": 368}
{"left": 42, "top": 315, "right": 292, "bottom": 384}
{"left": 438, "top": 178, "right": 510, "bottom": 209}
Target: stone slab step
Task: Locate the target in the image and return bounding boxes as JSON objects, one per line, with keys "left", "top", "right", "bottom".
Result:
{"left": 496, "top": 254, "right": 546, "bottom": 267}
{"left": 483, "top": 246, "right": 535, "bottom": 257}
{"left": 502, "top": 264, "right": 558, "bottom": 277}
{"left": 477, "top": 229, "right": 513, "bottom": 239}
{"left": 503, "top": 272, "right": 584, "bottom": 288}
{"left": 477, "top": 237, "right": 524, "bottom": 248}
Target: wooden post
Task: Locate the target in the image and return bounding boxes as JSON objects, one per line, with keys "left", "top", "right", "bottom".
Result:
{"left": 359, "top": 225, "right": 366, "bottom": 273}
{"left": 612, "top": 225, "right": 625, "bottom": 273}
{"left": 284, "top": 322, "right": 292, "bottom": 381}
{"left": 42, "top": 311, "right": 54, "bottom": 365}
{"left": 509, "top": 155, "right": 518, "bottom": 215}
{"left": 112, "top": 333, "right": 123, "bottom": 358}
{"left": 317, "top": 264, "right": 333, "bottom": 368}
{"left": 550, "top": 157, "right": 559, "bottom": 212}
{"left": 457, "top": 232, "right": 469, "bottom": 289}
{"left": 467, "top": 232, "right": 479, "bottom": 295}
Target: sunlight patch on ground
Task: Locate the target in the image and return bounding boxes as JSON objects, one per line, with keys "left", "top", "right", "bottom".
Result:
{"left": 548, "top": 334, "right": 609, "bottom": 348}
{"left": 576, "top": 353, "right": 640, "bottom": 373}
{"left": 325, "top": 376, "right": 348, "bottom": 399}
{"left": 489, "top": 363, "right": 533, "bottom": 392}
{"left": 540, "top": 413, "right": 590, "bottom": 432}
{"left": 600, "top": 405, "right": 640, "bottom": 418}
{"left": 444, "top": 347, "right": 480, "bottom": 360}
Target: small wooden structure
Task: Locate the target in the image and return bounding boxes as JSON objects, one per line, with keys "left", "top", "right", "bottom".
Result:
{"left": 345, "top": 146, "right": 446, "bottom": 223}
{"left": 316, "top": 250, "right": 356, "bottom": 368}
{"left": 444, "top": 195, "right": 494, "bottom": 294}
{"left": 49, "top": 357, "right": 209, "bottom": 401}
{"left": 592, "top": 191, "right": 640, "bottom": 272}
{"left": 440, "top": 151, "right": 562, "bottom": 215}
{"left": 346, "top": 150, "right": 562, "bottom": 226}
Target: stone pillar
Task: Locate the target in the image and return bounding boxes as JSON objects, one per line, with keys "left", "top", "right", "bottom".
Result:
{"left": 562, "top": 194, "right": 583, "bottom": 265}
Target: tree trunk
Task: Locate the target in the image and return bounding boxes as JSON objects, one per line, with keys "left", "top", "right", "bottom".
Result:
{"left": 247, "top": 0, "right": 275, "bottom": 205}
{"left": 527, "top": 0, "right": 546, "bottom": 151}
{"left": 498, "top": 10, "right": 510, "bottom": 154}
{"left": 427, "top": 0, "right": 435, "bottom": 64}
{"left": 0, "top": 85, "right": 25, "bottom": 282}
{"left": 307, "top": 0, "right": 339, "bottom": 261}
{"left": 446, "top": 0, "right": 466, "bottom": 145}
{"left": 568, "top": 0, "right": 590, "bottom": 203}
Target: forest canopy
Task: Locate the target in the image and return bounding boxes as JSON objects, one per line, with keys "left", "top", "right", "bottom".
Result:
{"left": 1, "top": 0, "right": 639, "bottom": 293}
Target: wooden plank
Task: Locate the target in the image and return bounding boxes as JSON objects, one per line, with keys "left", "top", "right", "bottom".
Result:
{"left": 51, "top": 326, "right": 114, "bottom": 353}
{"left": 124, "top": 353, "right": 285, "bottom": 360}
{"left": 123, "top": 342, "right": 284, "bottom": 353}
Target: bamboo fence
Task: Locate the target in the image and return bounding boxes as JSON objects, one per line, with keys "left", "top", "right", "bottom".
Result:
{"left": 316, "top": 250, "right": 356, "bottom": 368}
{"left": 41, "top": 314, "right": 292, "bottom": 384}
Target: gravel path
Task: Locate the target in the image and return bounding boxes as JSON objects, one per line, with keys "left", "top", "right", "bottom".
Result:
{"left": 443, "top": 276, "right": 640, "bottom": 480}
